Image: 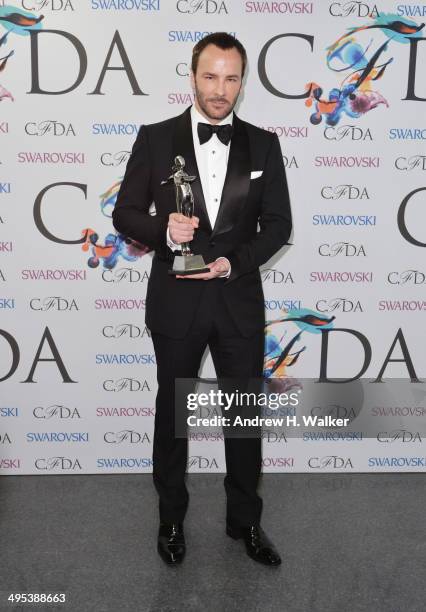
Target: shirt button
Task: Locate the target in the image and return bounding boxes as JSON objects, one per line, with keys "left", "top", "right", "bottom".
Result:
{"left": 212, "top": 150, "right": 216, "bottom": 154}
{"left": 214, "top": 198, "right": 218, "bottom": 202}
{"left": 212, "top": 174, "right": 216, "bottom": 178}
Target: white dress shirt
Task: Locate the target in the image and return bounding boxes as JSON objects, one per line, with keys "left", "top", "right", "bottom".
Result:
{"left": 167, "top": 105, "right": 233, "bottom": 276}
{"left": 191, "top": 104, "right": 232, "bottom": 227}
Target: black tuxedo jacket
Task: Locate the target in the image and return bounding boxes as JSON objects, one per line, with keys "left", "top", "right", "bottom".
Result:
{"left": 113, "top": 107, "right": 292, "bottom": 339}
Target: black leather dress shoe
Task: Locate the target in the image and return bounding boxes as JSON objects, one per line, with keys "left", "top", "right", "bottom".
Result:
{"left": 157, "top": 523, "right": 185, "bottom": 565}
{"left": 226, "top": 524, "right": 282, "bottom": 566}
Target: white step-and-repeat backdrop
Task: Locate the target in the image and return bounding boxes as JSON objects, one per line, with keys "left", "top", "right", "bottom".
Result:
{"left": 0, "top": 0, "right": 425, "bottom": 474}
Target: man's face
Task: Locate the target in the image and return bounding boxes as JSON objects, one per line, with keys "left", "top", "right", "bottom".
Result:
{"left": 191, "top": 44, "right": 243, "bottom": 123}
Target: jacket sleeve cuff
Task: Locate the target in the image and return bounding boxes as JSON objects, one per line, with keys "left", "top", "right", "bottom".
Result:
{"left": 166, "top": 227, "right": 182, "bottom": 251}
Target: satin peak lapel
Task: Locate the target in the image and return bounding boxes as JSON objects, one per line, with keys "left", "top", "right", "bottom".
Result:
{"left": 212, "top": 115, "right": 251, "bottom": 237}
{"left": 172, "top": 108, "right": 212, "bottom": 232}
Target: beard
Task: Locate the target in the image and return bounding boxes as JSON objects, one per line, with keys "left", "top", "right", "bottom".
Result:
{"left": 194, "top": 81, "right": 240, "bottom": 122}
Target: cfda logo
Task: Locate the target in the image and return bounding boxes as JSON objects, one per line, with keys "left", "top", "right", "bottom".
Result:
{"left": 176, "top": 0, "right": 228, "bottom": 13}
{"left": 258, "top": 14, "right": 425, "bottom": 127}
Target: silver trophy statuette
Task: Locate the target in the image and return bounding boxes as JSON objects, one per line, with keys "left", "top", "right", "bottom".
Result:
{"left": 162, "top": 156, "right": 209, "bottom": 275}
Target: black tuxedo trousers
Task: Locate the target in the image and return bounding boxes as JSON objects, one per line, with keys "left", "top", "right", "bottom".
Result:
{"left": 152, "top": 278, "right": 264, "bottom": 526}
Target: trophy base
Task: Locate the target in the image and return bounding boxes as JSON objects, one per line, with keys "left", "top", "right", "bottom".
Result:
{"left": 168, "top": 255, "right": 210, "bottom": 276}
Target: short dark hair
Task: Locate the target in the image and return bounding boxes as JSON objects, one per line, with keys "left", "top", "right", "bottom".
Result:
{"left": 191, "top": 32, "right": 247, "bottom": 78}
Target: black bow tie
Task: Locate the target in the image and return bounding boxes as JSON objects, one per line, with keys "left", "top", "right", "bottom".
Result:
{"left": 197, "top": 122, "right": 233, "bottom": 146}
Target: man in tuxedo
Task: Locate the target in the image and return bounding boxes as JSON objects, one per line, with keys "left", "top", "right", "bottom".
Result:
{"left": 113, "top": 32, "right": 292, "bottom": 566}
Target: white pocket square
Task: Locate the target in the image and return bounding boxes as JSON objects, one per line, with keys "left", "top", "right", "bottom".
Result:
{"left": 250, "top": 170, "right": 263, "bottom": 179}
